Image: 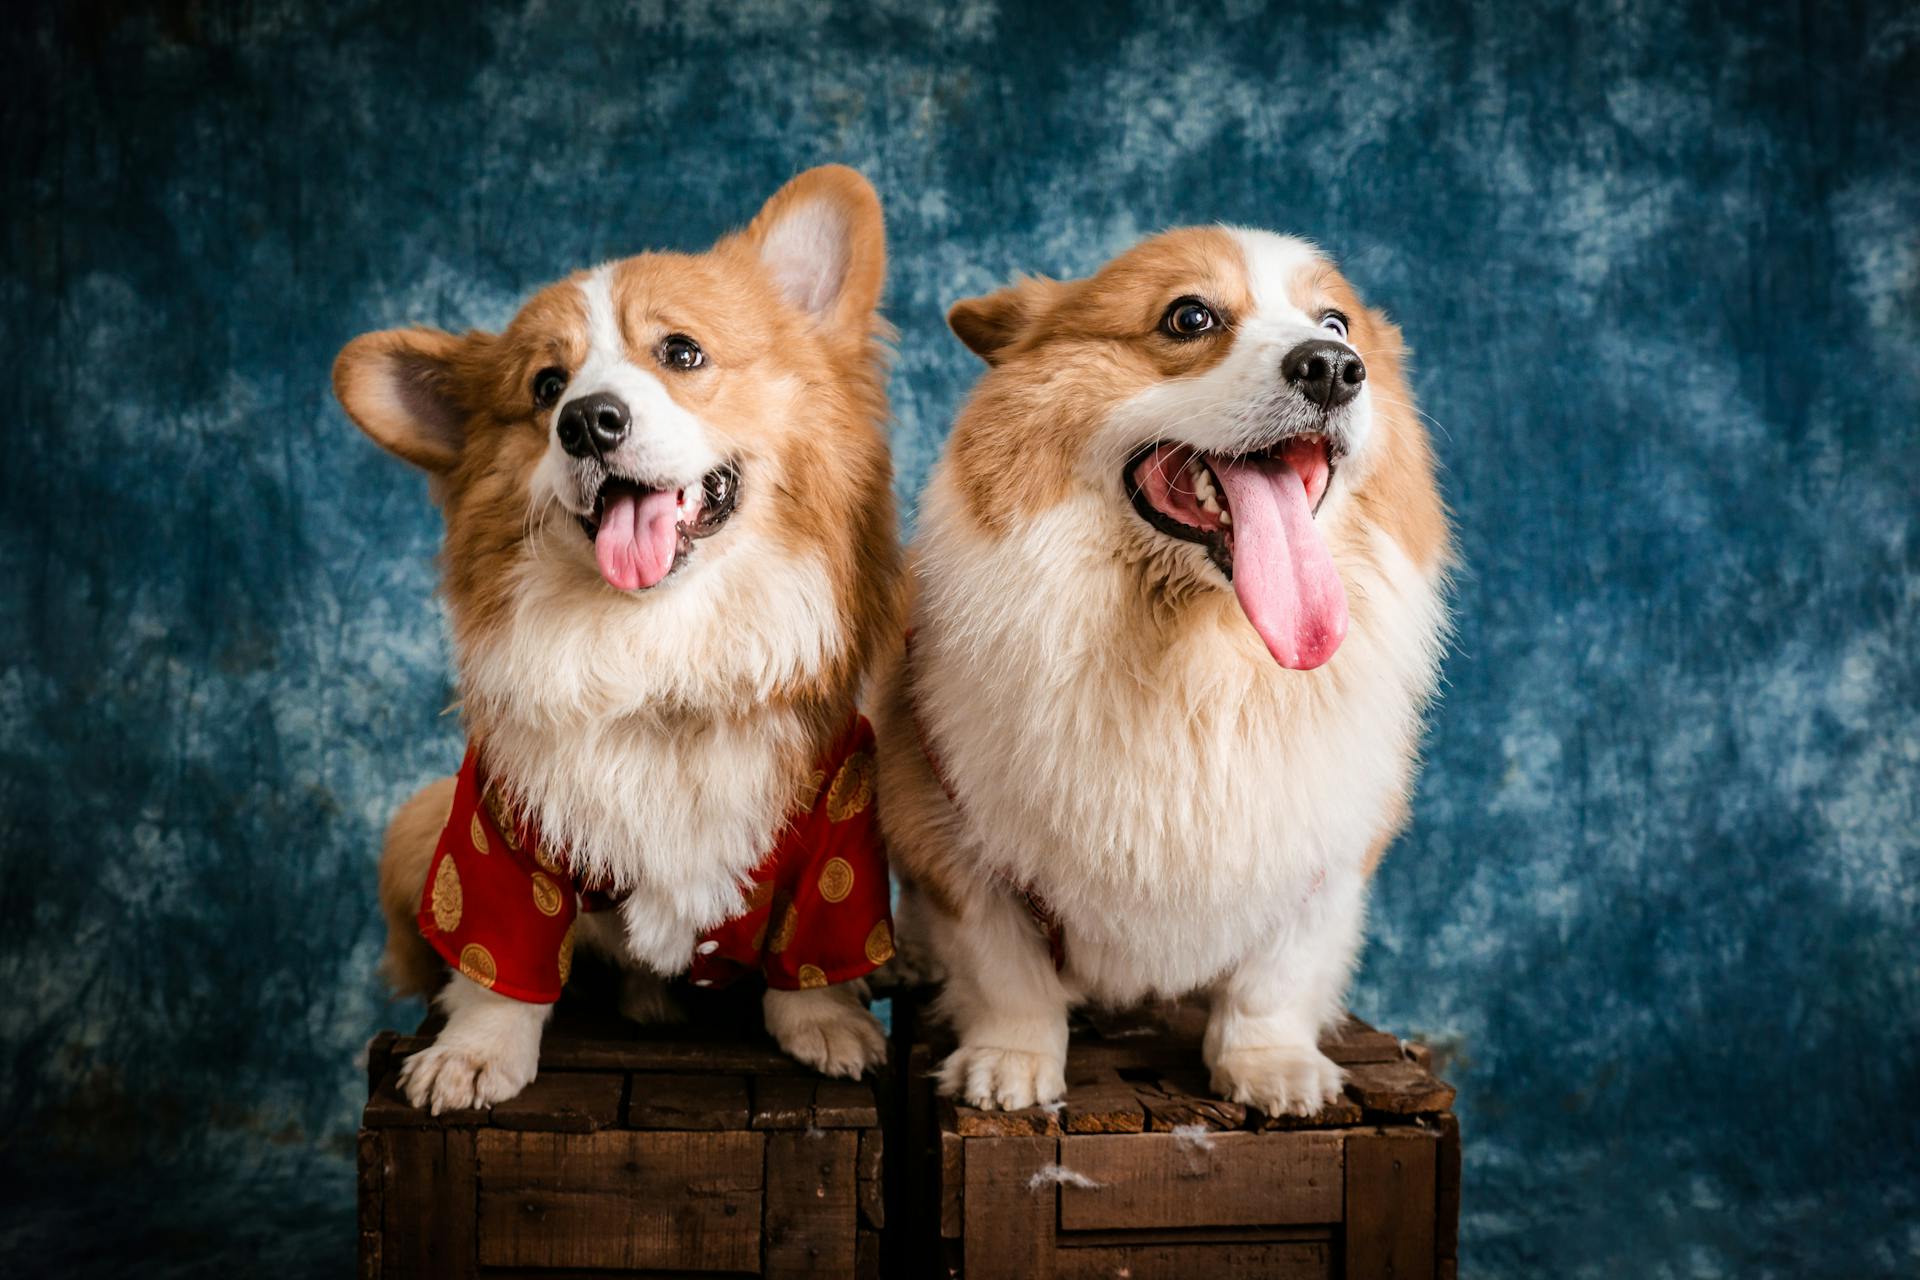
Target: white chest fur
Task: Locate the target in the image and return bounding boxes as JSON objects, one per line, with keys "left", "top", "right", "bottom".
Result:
{"left": 452, "top": 528, "right": 842, "bottom": 974}
{"left": 477, "top": 710, "right": 800, "bottom": 974}
{"left": 912, "top": 478, "right": 1446, "bottom": 1001}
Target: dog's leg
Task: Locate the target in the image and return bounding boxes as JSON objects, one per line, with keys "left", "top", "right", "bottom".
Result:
{"left": 1204, "top": 872, "right": 1365, "bottom": 1117}
{"left": 570, "top": 912, "right": 686, "bottom": 1025}
{"left": 934, "top": 890, "right": 1070, "bottom": 1110}
{"left": 763, "top": 982, "right": 886, "bottom": 1078}
{"left": 617, "top": 967, "right": 687, "bottom": 1026}
{"left": 396, "top": 973, "right": 551, "bottom": 1113}
{"left": 885, "top": 877, "right": 947, "bottom": 987}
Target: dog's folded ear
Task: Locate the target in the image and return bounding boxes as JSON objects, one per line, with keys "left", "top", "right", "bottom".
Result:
{"left": 332, "top": 327, "right": 480, "bottom": 473}
{"left": 947, "top": 276, "right": 1064, "bottom": 365}
{"left": 739, "top": 164, "right": 887, "bottom": 334}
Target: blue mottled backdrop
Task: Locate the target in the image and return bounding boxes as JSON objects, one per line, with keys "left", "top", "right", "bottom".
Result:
{"left": 2, "top": 0, "right": 1915, "bottom": 1274}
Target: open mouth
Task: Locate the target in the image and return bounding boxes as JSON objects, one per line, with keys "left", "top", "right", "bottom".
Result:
{"left": 577, "top": 463, "right": 739, "bottom": 592}
{"left": 1125, "top": 437, "right": 1349, "bottom": 670}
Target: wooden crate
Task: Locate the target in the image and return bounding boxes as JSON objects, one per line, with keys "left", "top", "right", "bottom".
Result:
{"left": 358, "top": 996, "right": 886, "bottom": 1279}
{"left": 889, "top": 998, "right": 1459, "bottom": 1280}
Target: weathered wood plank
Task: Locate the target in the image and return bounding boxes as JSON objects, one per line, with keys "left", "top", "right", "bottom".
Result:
{"left": 1056, "top": 1009, "right": 1403, "bottom": 1074}
{"left": 939, "top": 1129, "right": 965, "bottom": 1238}
{"left": 380, "top": 1127, "right": 477, "bottom": 1279}
{"left": 1062, "top": 1065, "right": 1147, "bottom": 1134}
{"left": 1321, "top": 1016, "right": 1406, "bottom": 1066}
{"left": 1057, "top": 1241, "right": 1334, "bottom": 1279}
{"left": 1140, "top": 1073, "right": 1248, "bottom": 1132}
{"left": 1057, "top": 1131, "right": 1344, "bottom": 1230}
{"left": 963, "top": 1134, "right": 1060, "bottom": 1280}
{"left": 856, "top": 1126, "right": 884, "bottom": 1184}
{"left": 753, "top": 1075, "right": 818, "bottom": 1129}
{"left": 356, "top": 1130, "right": 383, "bottom": 1280}
{"left": 474, "top": 1129, "right": 761, "bottom": 1272}
{"left": 812, "top": 1077, "right": 880, "bottom": 1129}
{"left": 856, "top": 1129, "right": 885, "bottom": 1228}
{"left": 765, "top": 1130, "right": 858, "bottom": 1278}
{"left": 489, "top": 1071, "right": 624, "bottom": 1133}
{"left": 946, "top": 1094, "right": 1062, "bottom": 1137}
{"left": 1433, "top": 1112, "right": 1462, "bottom": 1267}
{"left": 856, "top": 1227, "right": 882, "bottom": 1280}
{"left": 365, "top": 1030, "right": 399, "bottom": 1095}
{"left": 362, "top": 1068, "right": 488, "bottom": 1129}
{"left": 1344, "top": 1059, "right": 1456, "bottom": 1116}
{"left": 625, "top": 1072, "right": 751, "bottom": 1130}
{"left": 1254, "top": 1094, "right": 1366, "bottom": 1130}
{"left": 390, "top": 1030, "right": 802, "bottom": 1075}
{"left": 1059, "top": 1226, "right": 1334, "bottom": 1246}
{"left": 1344, "top": 1127, "right": 1438, "bottom": 1280}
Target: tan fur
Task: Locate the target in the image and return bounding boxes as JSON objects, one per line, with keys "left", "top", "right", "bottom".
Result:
{"left": 942, "top": 227, "right": 1256, "bottom": 530}
{"left": 378, "top": 776, "right": 455, "bottom": 997}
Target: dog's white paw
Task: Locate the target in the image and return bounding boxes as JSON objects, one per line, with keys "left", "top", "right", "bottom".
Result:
{"left": 398, "top": 1040, "right": 538, "bottom": 1114}
{"left": 940, "top": 1044, "right": 1067, "bottom": 1111}
{"left": 1210, "top": 1044, "right": 1346, "bottom": 1117}
{"left": 764, "top": 987, "right": 886, "bottom": 1078}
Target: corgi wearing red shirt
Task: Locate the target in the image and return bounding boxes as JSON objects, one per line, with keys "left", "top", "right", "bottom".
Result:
{"left": 333, "top": 167, "right": 903, "bottom": 1112}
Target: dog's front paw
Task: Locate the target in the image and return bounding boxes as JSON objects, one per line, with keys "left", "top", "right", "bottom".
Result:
{"left": 939, "top": 1044, "right": 1067, "bottom": 1111}
{"left": 764, "top": 987, "right": 886, "bottom": 1078}
{"left": 1210, "top": 1044, "right": 1346, "bottom": 1117}
{"left": 398, "top": 1040, "right": 538, "bottom": 1114}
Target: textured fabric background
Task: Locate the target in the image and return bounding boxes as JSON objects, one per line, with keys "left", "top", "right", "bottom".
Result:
{"left": 2, "top": 1, "right": 1915, "bottom": 1275}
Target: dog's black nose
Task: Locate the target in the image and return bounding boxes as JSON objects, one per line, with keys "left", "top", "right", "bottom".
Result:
{"left": 1283, "top": 339, "right": 1366, "bottom": 410}
{"left": 556, "top": 392, "right": 630, "bottom": 459}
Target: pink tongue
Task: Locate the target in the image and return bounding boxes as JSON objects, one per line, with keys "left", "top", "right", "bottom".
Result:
{"left": 593, "top": 489, "right": 681, "bottom": 591}
{"left": 1211, "top": 457, "right": 1348, "bottom": 669}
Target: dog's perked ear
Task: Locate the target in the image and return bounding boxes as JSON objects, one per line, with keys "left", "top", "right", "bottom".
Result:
{"left": 947, "top": 275, "right": 1064, "bottom": 365}
{"left": 738, "top": 164, "right": 887, "bottom": 334}
{"left": 331, "top": 327, "right": 484, "bottom": 474}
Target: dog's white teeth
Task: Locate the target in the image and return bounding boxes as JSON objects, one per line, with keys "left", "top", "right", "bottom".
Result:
{"left": 1219, "top": 509, "right": 1232, "bottom": 526}
{"left": 1200, "top": 493, "right": 1222, "bottom": 516}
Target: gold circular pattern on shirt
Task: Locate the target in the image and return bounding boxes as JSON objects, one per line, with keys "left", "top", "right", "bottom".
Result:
{"left": 458, "top": 942, "right": 497, "bottom": 990}
{"left": 864, "top": 919, "right": 895, "bottom": 966}
{"left": 557, "top": 923, "right": 575, "bottom": 986}
{"left": 825, "top": 751, "right": 875, "bottom": 822}
{"left": 482, "top": 784, "right": 522, "bottom": 851}
{"left": 469, "top": 813, "right": 490, "bottom": 854}
{"left": 798, "top": 768, "right": 828, "bottom": 811}
{"left": 431, "top": 857, "right": 463, "bottom": 933}
{"left": 818, "top": 856, "right": 855, "bottom": 904}
{"left": 747, "top": 879, "right": 774, "bottom": 913}
{"left": 533, "top": 839, "right": 564, "bottom": 876}
{"left": 530, "top": 871, "right": 562, "bottom": 917}
{"left": 796, "top": 963, "right": 827, "bottom": 989}
{"left": 770, "top": 903, "right": 798, "bottom": 954}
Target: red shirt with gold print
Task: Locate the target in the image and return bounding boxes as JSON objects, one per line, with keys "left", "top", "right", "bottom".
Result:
{"left": 416, "top": 715, "right": 894, "bottom": 1003}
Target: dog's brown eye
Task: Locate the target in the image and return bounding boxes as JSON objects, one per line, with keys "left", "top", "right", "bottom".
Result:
{"left": 532, "top": 366, "right": 568, "bottom": 408}
{"left": 661, "top": 334, "right": 705, "bottom": 371}
{"left": 1163, "top": 298, "right": 1219, "bottom": 338}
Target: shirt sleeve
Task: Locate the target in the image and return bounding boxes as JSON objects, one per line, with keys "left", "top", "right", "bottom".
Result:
{"left": 760, "top": 719, "right": 896, "bottom": 990}
{"left": 416, "top": 749, "right": 578, "bottom": 1004}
